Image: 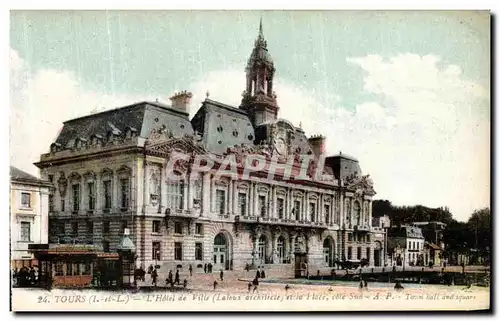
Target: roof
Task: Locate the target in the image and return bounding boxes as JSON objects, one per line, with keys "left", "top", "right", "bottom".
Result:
{"left": 52, "top": 101, "right": 193, "bottom": 149}
{"left": 10, "top": 166, "right": 50, "bottom": 186}
{"left": 427, "top": 242, "right": 442, "bottom": 250}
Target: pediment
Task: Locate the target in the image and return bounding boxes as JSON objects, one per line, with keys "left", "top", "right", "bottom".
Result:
{"left": 146, "top": 136, "right": 206, "bottom": 156}
{"left": 346, "top": 174, "right": 376, "bottom": 196}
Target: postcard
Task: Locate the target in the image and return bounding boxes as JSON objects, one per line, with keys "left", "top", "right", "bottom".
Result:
{"left": 9, "top": 10, "right": 491, "bottom": 312}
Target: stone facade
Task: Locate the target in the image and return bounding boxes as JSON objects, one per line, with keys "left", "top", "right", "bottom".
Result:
{"left": 35, "top": 21, "right": 378, "bottom": 275}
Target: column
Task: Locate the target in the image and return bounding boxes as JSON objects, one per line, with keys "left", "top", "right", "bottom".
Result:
{"left": 95, "top": 174, "right": 101, "bottom": 212}
{"left": 249, "top": 182, "right": 254, "bottom": 216}
{"left": 271, "top": 232, "right": 278, "bottom": 263}
{"left": 228, "top": 179, "right": 233, "bottom": 216}
{"left": 369, "top": 201, "right": 373, "bottom": 228}
{"left": 331, "top": 196, "right": 335, "bottom": 226}
{"left": 160, "top": 165, "right": 166, "bottom": 213}
{"left": 201, "top": 172, "right": 210, "bottom": 217}
{"left": 339, "top": 193, "right": 344, "bottom": 227}
{"left": 112, "top": 172, "right": 118, "bottom": 211}
{"left": 210, "top": 175, "right": 215, "bottom": 213}
{"left": 187, "top": 173, "right": 193, "bottom": 210}
{"left": 182, "top": 179, "right": 188, "bottom": 211}
{"left": 319, "top": 194, "right": 323, "bottom": 223}
{"left": 272, "top": 186, "right": 277, "bottom": 219}
{"left": 303, "top": 191, "right": 308, "bottom": 221}
{"left": 253, "top": 183, "right": 258, "bottom": 216}
{"left": 232, "top": 180, "right": 238, "bottom": 215}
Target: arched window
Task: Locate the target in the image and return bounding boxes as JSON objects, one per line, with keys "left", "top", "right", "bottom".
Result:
{"left": 353, "top": 201, "right": 361, "bottom": 225}
{"left": 277, "top": 236, "right": 286, "bottom": 264}
{"left": 257, "top": 235, "right": 267, "bottom": 263}
{"left": 167, "top": 177, "right": 184, "bottom": 210}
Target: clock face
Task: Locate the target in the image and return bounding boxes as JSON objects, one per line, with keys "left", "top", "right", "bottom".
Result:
{"left": 275, "top": 138, "right": 286, "bottom": 155}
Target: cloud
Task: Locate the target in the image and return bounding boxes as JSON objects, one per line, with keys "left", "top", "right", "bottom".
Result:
{"left": 9, "top": 48, "right": 158, "bottom": 176}
{"left": 10, "top": 49, "right": 490, "bottom": 221}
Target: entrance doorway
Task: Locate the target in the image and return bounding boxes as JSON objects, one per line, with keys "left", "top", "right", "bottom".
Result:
{"left": 213, "top": 233, "right": 229, "bottom": 270}
{"left": 323, "top": 238, "right": 334, "bottom": 267}
{"left": 257, "top": 235, "right": 268, "bottom": 264}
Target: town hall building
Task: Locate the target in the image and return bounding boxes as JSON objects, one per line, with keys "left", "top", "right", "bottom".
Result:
{"left": 35, "top": 21, "right": 377, "bottom": 276}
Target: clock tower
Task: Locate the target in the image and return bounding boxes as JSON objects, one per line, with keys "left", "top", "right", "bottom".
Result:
{"left": 240, "top": 19, "right": 280, "bottom": 127}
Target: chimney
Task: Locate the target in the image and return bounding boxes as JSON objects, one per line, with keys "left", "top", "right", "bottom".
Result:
{"left": 308, "top": 135, "right": 326, "bottom": 156}
{"left": 169, "top": 90, "right": 193, "bottom": 113}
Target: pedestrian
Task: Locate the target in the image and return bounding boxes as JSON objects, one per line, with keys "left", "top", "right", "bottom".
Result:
{"left": 175, "top": 269, "right": 180, "bottom": 285}
{"left": 148, "top": 264, "right": 153, "bottom": 274}
{"left": 252, "top": 277, "right": 259, "bottom": 292}
{"left": 256, "top": 270, "right": 261, "bottom": 279}
{"left": 213, "top": 280, "right": 218, "bottom": 290}
{"left": 220, "top": 269, "right": 224, "bottom": 281}
{"left": 189, "top": 264, "right": 193, "bottom": 277}
{"left": 261, "top": 269, "right": 266, "bottom": 279}
{"left": 168, "top": 270, "right": 173, "bottom": 284}
{"left": 359, "top": 280, "right": 364, "bottom": 289}
{"left": 183, "top": 279, "right": 188, "bottom": 289}
{"left": 204, "top": 263, "right": 207, "bottom": 274}
{"left": 248, "top": 282, "right": 252, "bottom": 292}
{"left": 151, "top": 268, "right": 158, "bottom": 287}
{"left": 209, "top": 263, "right": 213, "bottom": 273}
{"left": 364, "top": 279, "right": 368, "bottom": 288}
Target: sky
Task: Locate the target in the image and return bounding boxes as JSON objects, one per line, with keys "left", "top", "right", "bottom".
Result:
{"left": 9, "top": 10, "right": 490, "bottom": 221}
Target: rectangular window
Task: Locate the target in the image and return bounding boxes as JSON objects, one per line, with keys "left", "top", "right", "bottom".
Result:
{"left": 166, "top": 181, "right": 184, "bottom": 210}
{"left": 61, "top": 199, "right": 65, "bottom": 212}
{"left": 54, "top": 262, "right": 64, "bottom": 276}
{"left": 366, "top": 248, "right": 371, "bottom": 261}
{"left": 294, "top": 200, "right": 300, "bottom": 221}
{"left": 366, "top": 234, "right": 371, "bottom": 242}
{"left": 48, "top": 175, "right": 54, "bottom": 182}
{"left": 195, "top": 223, "right": 203, "bottom": 235}
{"left": 309, "top": 202, "right": 316, "bottom": 222}
{"left": 238, "top": 192, "right": 247, "bottom": 216}
{"left": 103, "top": 180, "right": 112, "bottom": 209}
{"left": 216, "top": 190, "right": 225, "bottom": 215}
{"left": 20, "top": 222, "right": 31, "bottom": 242}
{"left": 86, "top": 221, "right": 93, "bottom": 235}
{"left": 120, "top": 178, "right": 130, "bottom": 209}
{"left": 417, "top": 242, "right": 420, "bottom": 250}
{"left": 324, "top": 204, "right": 330, "bottom": 224}
{"left": 121, "top": 220, "right": 128, "bottom": 234}
{"left": 357, "top": 247, "right": 362, "bottom": 260}
{"left": 152, "top": 220, "right": 161, "bottom": 233}
{"left": 347, "top": 246, "right": 352, "bottom": 260}
{"left": 152, "top": 242, "right": 161, "bottom": 261}
{"left": 103, "top": 221, "right": 110, "bottom": 234}
{"left": 102, "top": 241, "right": 110, "bottom": 252}
{"left": 71, "top": 222, "right": 78, "bottom": 236}
{"left": 195, "top": 242, "right": 203, "bottom": 261}
{"left": 72, "top": 184, "right": 80, "bottom": 212}
{"left": 49, "top": 194, "right": 54, "bottom": 212}
{"left": 277, "top": 198, "right": 284, "bottom": 219}
{"left": 174, "top": 222, "right": 183, "bottom": 234}
{"left": 174, "top": 242, "right": 182, "bottom": 261}
{"left": 21, "top": 192, "right": 31, "bottom": 208}
{"left": 348, "top": 233, "right": 353, "bottom": 242}
{"left": 258, "top": 195, "right": 266, "bottom": 217}
{"left": 87, "top": 182, "right": 95, "bottom": 210}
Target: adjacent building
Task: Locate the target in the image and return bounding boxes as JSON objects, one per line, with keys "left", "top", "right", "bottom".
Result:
{"left": 10, "top": 166, "right": 52, "bottom": 268}
{"left": 387, "top": 225, "right": 425, "bottom": 267}
{"left": 413, "top": 221, "right": 446, "bottom": 266}
{"left": 371, "top": 215, "right": 390, "bottom": 266}
{"left": 34, "top": 22, "right": 377, "bottom": 275}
